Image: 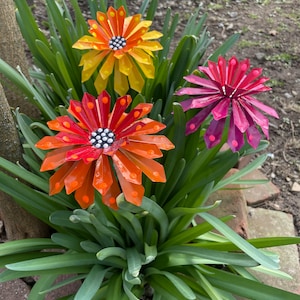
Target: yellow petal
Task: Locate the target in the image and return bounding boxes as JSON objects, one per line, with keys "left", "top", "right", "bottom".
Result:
{"left": 73, "top": 36, "right": 100, "bottom": 50}
{"left": 100, "top": 52, "right": 115, "bottom": 80}
{"left": 119, "top": 54, "right": 133, "bottom": 76}
{"left": 138, "top": 40, "right": 163, "bottom": 52}
{"left": 137, "top": 61, "right": 155, "bottom": 79}
{"left": 142, "top": 30, "right": 163, "bottom": 40}
{"left": 94, "top": 72, "right": 109, "bottom": 94}
{"left": 128, "top": 62, "right": 144, "bottom": 93}
{"left": 129, "top": 48, "right": 151, "bottom": 65}
{"left": 114, "top": 62, "right": 129, "bottom": 96}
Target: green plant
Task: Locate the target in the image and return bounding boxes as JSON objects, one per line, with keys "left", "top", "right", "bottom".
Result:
{"left": 0, "top": 0, "right": 299, "bottom": 299}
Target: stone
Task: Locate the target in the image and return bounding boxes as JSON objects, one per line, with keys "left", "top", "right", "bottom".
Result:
{"left": 200, "top": 169, "right": 249, "bottom": 238}
{"left": 0, "top": 269, "right": 30, "bottom": 300}
{"left": 247, "top": 207, "right": 300, "bottom": 294}
{"left": 240, "top": 169, "right": 280, "bottom": 206}
{"left": 291, "top": 182, "right": 300, "bottom": 192}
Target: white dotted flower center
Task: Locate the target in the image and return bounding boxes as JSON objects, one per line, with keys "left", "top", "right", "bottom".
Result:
{"left": 90, "top": 128, "right": 115, "bottom": 149}
{"left": 109, "top": 36, "right": 126, "bottom": 50}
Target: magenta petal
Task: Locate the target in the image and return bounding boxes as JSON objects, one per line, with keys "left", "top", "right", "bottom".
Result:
{"left": 227, "top": 117, "right": 244, "bottom": 152}
{"left": 204, "top": 118, "right": 226, "bottom": 148}
{"left": 176, "top": 87, "right": 219, "bottom": 96}
{"left": 211, "top": 97, "right": 230, "bottom": 120}
{"left": 243, "top": 95, "right": 279, "bottom": 119}
{"left": 238, "top": 68, "right": 262, "bottom": 89}
{"left": 217, "top": 56, "right": 227, "bottom": 86}
{"left": 181, "top": 74, "right": 219, "bottom": 90}
{"left": 180, "top": 95, "right": 221, "bottom": 111}
{"left": 240, "top": 99, "right": 270, "bottom": 138}
{"left": 185, "top": 105, "right": 214, "bottom": 135}
{"left": 246, "top": 124, "right": 261, "bottom": 149}
{"left": 232, "top": 99, "right": 249, "bottom": 133}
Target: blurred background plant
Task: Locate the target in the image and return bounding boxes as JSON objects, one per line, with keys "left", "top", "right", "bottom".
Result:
{"left": 0, "top": 0, "right": 299, "bottom": 299}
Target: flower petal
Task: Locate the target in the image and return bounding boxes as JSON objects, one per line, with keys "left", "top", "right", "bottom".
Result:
{"left": 122, "top": 141, "right": 162, "bottom": 159}
{"left": 74, "top": 165, "right": 95, "bottom": 208}
{"left": 227, "top": 116, "right": 245, "bottom": 152}
{"left": 66, "top": 145, "right": 102, "bottom": 163}
{"left": 93, "top": 155, "right": 113, "bottom": 195}
{"left": 123, "top": 151, "right": 166, "bottom": 182}
{"left": 115, "top": 167, "right": 144, "bottom": 206}
{"left": 204, "top": 118, "right": 226, "bottom": 148}
{"left": 129, "top": 135, "right": 175, "bottom": 150}
{"left": 64, "top": 161, "right": 92, "bottom": 194}
{"left": 102, "top": 175, "right": 120, "bottom": 210}
{"left": 113, "top": 151, "right": 142, "bottom": 184}
{"left": 40, "top": 146, "right": 73, "bottom": 171}
{"left": 49, "top": 162, "right": 73, "bottom": 195}
{"left": 109, "top": 94, "right": 132, "bottom": 129}
{"left": 211, "top": 97, "right": 231, "bottom": 120}
{"left": 35, "top": 136, "right": 68, "bottom": 150}
{"left": 48, "top": 116, "right": 87, "bottom": 136}
{"left": 114, "top": 65, "right": 129, "bottom": 96}
{"left": 232, "top": 99, "right": 249, "bottom": 133}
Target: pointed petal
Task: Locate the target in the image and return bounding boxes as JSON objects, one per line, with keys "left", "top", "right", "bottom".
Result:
{"left": 136, "top": 60, "right": 155, "bottom": 79}
{"left": 123, "top": 151, "right": 166, "bottom": 182}
{"left": 115, "top": 167, "right": 144, "bottom": 206}
{"left": 179, "top": 95, "right": 221, "bottom": 111}
{"left": 74, "top": 165, "right": 95, "bottom": 208}
{"left": 217, "top": 56, "right": 227, "bottom": 86}
{"left": 227, "top": 116, "right": 245, "bottom": 152}
{"left": 127, "top": 62, "right": 145, "bottom": 93}
{"left": 114, "top": 64, "right": 129, "bottom": 96}
{"left": 102, "top": 175, "right": 120, "bottom": 210}
{"left": 185, "top": 105, "right": 213, "bottom": 135}
{"left": 243, "top": 95, "right": 279, "bottom": 118}
{"left": 100, "top": 51, "right": 115, "bottom": 80}
{"left": 93, "top": 155, "right": 113, "bottom": 195}
{"left": 204, "top": 118, "right": 226, "bottom": 148}
{"left": 119, "top": 53, "right": 133, "bottom": 76}
{"left": 246, "top": 124, "right": 261, "bottom": 149}
{"left": 113, "top": 151, "right": 142, "bottom": 184}
{"left": 64, "top": 161, "right": 92, "bottom": 194}
{"left": 122, "top": 141, "right": 162, "bottom": 159}
{"left": 82, "top": 92, "right": 101, "bottom": 130}
{"left": 129, "top": 135, "right": 174, "bottom": 150}
{"left": 56, "top": 132, "right": 89, "bottom": 145}
{"left": 94, "top": 71, "right": 109, "bottom": 94}
{"left": 211, "top": 97, "right": 231, "bottom": 120}
{"left": 130, "top": 119, "right": 166, "bottom": 136}
{"left": 181, "top": 74, "right": 219, "bottom": 90}
{"left": 40, "top": 147, "right": 73, "bottom": 171}
{"left": 48, "top": 116, "right": 87, "bottom": 136}
{"left": 109, "top": 94, "right": 132, "bottom": 129}
{"left": 49, "top": 162, "right": 73, "bottom": 195}
{"left": 232, "top": 99, "right": 249, "bottom": 133}
{"left": 129, "top": 48, "right": 152, "bottom": 65}
{"left": 66, "top": 145, "right": 101, "bottom": 163}
{"left": 35, "top": 136, "right": 68, "bottom": 150}
{"left": 142, "top": 30, "right": 163, "bottom": 40}
{"left": 96, "top": 90, "right": 111, "bottom": 128}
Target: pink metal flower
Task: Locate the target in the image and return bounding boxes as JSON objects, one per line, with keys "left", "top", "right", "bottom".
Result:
{"left": 176, "top": 56, "right": 279, "bottom": 151}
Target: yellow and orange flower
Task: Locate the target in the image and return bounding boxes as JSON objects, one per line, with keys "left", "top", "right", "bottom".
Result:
{"left": 72, "top": 6, "right": 163, "bottom": 95}
{"left": 35, "top": 92, "right": 174, "bottom": 209}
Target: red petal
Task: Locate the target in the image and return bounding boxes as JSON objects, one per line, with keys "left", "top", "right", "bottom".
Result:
{"left": 109, "top": 95, "right": 132, "bottom": 129}
{"left": 130, "top": 119, "right": 166, "bottom": 135}
{"left": 93, "top": 155, "right": 113, "bottom": 195}
{"left": 112, "top": 151, "right": 142, "bottom": 184}
{"left": 82, "top": 93, "right": 101, "bottom": 130}
{"left": 56, "top": 132, "right": 89, "bottom": 145}
{"left": 64, "top": 161, "right": 92, "bottom": 194}
{"left": 48, "top": 116, "right": 87, "bottom": 136}
{"left": 66, "top": 145, "right": 102, "bottom": 163}
{"left": 96, "top": 91, "right": 111, "bottom": 128}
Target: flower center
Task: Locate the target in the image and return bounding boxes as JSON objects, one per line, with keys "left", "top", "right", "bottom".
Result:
{"left": 109, "top": 36, "right": 127, "bottom": 50}
{"left": 90, "top": 128, "right": 115, "bottom": 149}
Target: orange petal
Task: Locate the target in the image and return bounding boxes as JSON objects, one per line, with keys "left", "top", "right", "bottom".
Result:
{"left": 115, "top": 167, "right": 144, "bottom": 206}
{"left": 49, "top": 162, "right": 73, "bottom": 195}
{"left": 121, "top": 141, "right": 162, "bottom": 159}
{"left": 123, "top": 151, "right": 166, "bottom": 182}
{"left": 102, "top": 174, "right": 120, "bottom": 210}
{"left": 40, "top": 146, "right": 74, "bottom": 171}
{"left": 64, "top": 161, "right": 92, "bottom": 194}
{"left": 74, "top": 165, "right": 95, "bottom": 208}
{"left": 129, "top": 135, "right": 175, "bottom": 150}
{"left": 35, "top": 136, "right": 68, "bottom": 150}
{"left": 93, "top": 155, "right": 113, "bottom": 195}
{"left": 130, "top": 119, "right": 166, "bottom": 135}
{"left": 112, "top": 151, "right": 142, "bottom": 184}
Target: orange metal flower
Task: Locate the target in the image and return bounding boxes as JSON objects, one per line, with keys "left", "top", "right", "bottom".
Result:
{"left": 72, "top": 6, "right": 163, "bottom": 95}
{"left": 36, "top": 92, "right": 174, "bottom": 209}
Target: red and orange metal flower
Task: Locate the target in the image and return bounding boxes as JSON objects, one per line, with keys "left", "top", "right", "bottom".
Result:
{"left": 73, "top": 6, "right": 163, "bottom": 95}
{"left": 36, "top": 92, "right": 174, "bottom": 209}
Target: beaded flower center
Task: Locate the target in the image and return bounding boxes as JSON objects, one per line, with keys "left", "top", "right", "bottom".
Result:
{"left": 90, "top": 128, "right": 115, "bottom": 149}
{"left": 109, "top": 36, "right": 127, "bottom": 50}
